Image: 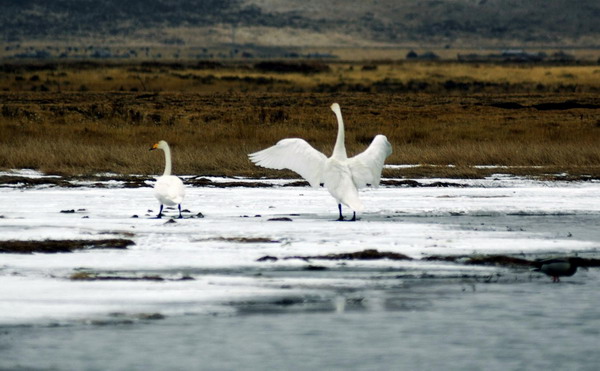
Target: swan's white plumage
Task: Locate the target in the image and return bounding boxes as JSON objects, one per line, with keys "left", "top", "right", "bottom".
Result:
{"left": 248, "top": 138, "right": 327, "bottom": 188}
{"left": 154, "top": 175, "right": 184, "bottom": 206}
{"left": 347, "top": 134, "right": 393, "bottom": 189}
{"left": 249, "top": 103, "right": 392, "bottom": 217}
{"left": 322, "top": 158, "right": 364, "bottom": 211}
{"left": 151, "top": 140, "right": 185, "bottom": 214}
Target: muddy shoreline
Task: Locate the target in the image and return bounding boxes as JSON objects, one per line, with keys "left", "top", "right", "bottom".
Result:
{"left": 1, "top": 172, "right": 597, "bottom": 190}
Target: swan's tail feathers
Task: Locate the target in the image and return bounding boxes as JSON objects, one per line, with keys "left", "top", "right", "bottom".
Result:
{"left": 329, "top": 176, "right": 364, "bottom": 212}
{"left": 248, "top": 138, "right": 328, "bottom": 188}
{"left": 345, "top": 197, "right": 364, "bottom": 212}
{"left": 338, "top": 187, "right": 364, "bottom": 212}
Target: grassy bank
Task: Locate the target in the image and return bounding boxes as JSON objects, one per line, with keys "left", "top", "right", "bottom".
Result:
{"left": 1, "top": 61, "right": 600, "bottom": 178}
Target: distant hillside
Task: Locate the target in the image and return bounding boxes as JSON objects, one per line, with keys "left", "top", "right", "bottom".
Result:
{"left": 1, "top": 0, "right": 599, "bottom": 51}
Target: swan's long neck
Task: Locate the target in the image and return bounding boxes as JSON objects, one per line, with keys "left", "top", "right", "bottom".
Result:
{"left": 162, "top": 144, "right": 172, "bottom": 176}
{"left": 331, "top": 106, "right": 347, "bottom": 160}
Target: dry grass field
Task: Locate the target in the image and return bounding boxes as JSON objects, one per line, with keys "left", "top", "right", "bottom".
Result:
{"left": 1, "top": 60, "right": 600, "bottom": 179}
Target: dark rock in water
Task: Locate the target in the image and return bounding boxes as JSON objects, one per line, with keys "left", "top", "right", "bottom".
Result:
{"left": 272, "top": 297, "right": 304, "bottom": 306}
{"left": 131, "top": 215, "right": 139, "bottom": 218}
{"left": 195, "top": 212, "right": 205, "bottom": 218}
{"left": 304, "top": 265, "right": 328, "bottom": 271}
{"left": 164, "top": 219, "right": 177, "bottom": 224}
{"left": 257, "top": 256, "right": 279, "bottom": 265}
{"left": 268, "top": 217, "right": 293, "bottom": 222}
{"left": 138, "top": 313, "right": 166, "bottom": 320}
{"left": 60, "top": 209, "right": 75, "bottom": 213}
{"left": 0, "top": 239, "right": 135, "bottom": 254}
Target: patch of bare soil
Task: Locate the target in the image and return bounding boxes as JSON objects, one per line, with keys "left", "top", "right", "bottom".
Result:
{"left": 257, "top": 249, "right": 412, "bottom": 262}
{"left": 425, "top": 254, "right": 600, "bottom": 267}
{"left": 0, "top": 239, "right": 135, "bottom": 254}
{"left": 381, "top": 180, "right": 469, "bottom": 187}
{"left": 0, "top": 176, "right": 75, "bottom": 188}
{"left": 259, "top": 250, "right": 600, "bottom": 268}
{"left": 0, "top": 174, "right": 152, "bottom": 188}
{"left": 196, "top": 237, "right": 280, "bottom": 243}
{"left": 186, "top": 177, "right": 273, "bottom": 188}
{"left": 463, "top": 255, "right": 535, "bottom": 267}
{"left": 69, "top": 271, "right": 194, "bottom": 281}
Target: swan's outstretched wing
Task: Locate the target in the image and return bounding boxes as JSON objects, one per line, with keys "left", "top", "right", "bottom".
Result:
{"left": 249, "top": 138, "right": 328, "bottom": 188}
{"left": 348, "top": 135, "right": 392, "bottom": 188}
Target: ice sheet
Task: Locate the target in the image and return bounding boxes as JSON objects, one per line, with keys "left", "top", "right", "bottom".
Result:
{"left": 1, "top": 174, "right": 600, "bottom": 324}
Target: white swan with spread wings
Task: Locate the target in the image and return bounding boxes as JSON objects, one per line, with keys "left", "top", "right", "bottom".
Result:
{"left": 249, "top": 103, "right": 392, "bottom": 221}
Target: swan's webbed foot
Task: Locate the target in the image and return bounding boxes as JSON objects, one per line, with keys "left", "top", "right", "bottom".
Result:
{"left": 177, "top": 204, "right": 183, "bottom": 219}
{"left": 350, "top": 212, "right": 356, "bottom": 222}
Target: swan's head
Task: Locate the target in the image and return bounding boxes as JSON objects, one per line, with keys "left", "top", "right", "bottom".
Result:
{"left": 149, "top": 140, "right": 168, "bottom": 151}
{"left": 330, "top": 103, "right": 341, "bottom": 115}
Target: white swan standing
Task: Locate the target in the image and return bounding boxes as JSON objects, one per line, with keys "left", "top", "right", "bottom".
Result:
{"left": 249, "top": 103, "right": 392, "bottom": 221}
{"left": 149, "top": 140, "right": 185, "bottom": 218}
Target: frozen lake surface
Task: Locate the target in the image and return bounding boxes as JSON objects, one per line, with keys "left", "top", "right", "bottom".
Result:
{"left": 1, "top": 172, "right": 600, "bottom": 370}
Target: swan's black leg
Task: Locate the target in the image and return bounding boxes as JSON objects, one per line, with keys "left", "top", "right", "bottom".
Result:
{"left": 350, "top": 211, "right": 356, "bottom": 222}
{"left": 337, "top": 204, "right": 344, "bottom": 221}
{"left": 178, "top": 204, "right": 183, "bottom": 219}
{"left": 156, "top": 204, "right": 163, "bottom": 219}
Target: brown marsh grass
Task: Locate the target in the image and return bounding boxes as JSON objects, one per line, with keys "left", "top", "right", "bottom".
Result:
{"left": 1, "top": 61, "right": 600, "bottom": 179}
{"left": 3, "top": 60, "right": 600, "bottom": 93}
